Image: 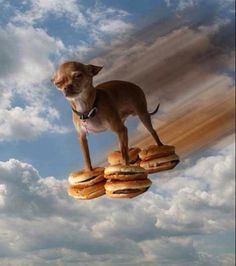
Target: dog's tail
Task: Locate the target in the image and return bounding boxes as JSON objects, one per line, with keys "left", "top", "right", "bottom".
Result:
{"left": 149, "top": 103, "right": 160, "bottom": 116}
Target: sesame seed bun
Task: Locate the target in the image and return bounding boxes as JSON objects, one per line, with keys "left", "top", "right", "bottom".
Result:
{"left": 108, "top": 147, "right": 141, "bottom": 165}
{"left": 139, "top": 145, "right": 175, "bottom": 161}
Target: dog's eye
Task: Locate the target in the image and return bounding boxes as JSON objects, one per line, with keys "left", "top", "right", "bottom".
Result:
{"left": 55, "top": 81, "right": 64, "bottom": 87}
{"left": 72, "top": 72, "right": 83, "bottom": 80}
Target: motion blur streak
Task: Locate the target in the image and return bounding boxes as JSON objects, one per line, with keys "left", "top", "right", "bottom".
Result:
{"left": 94, "top": 21, "right": 235, "bottom": 164}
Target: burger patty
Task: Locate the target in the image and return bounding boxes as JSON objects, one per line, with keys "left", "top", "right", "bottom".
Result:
{"left": 80, "top": 176, "right": 96, "bottom": 182}
{"left": 129, "top": 158, "right": 139, "bottom": 164}
{"left": 147, "top": 160, "right": 179, "bottom": 168}
{"left": 106, "top": 172, "right": 144, "bottom": 176}
{"left": 113, "top": 188, "right": 148, "bottom": 194}
{"left": 142, "top": 153, "right": 173, "bottom": 161}
{"left": 113, "top": 189, "right": 141, "bottom": 194}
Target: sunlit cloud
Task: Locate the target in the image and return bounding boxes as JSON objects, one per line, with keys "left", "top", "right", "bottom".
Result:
{"left": 0, "top": 142, "right": 234, "bottom": 265}
{"left": 0, "top": 24, "right": 69, "bottom": 141}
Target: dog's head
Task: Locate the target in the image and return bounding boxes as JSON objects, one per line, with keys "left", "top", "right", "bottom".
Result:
{"left": 51, "top": 61, "right": 103, "bottom": 100}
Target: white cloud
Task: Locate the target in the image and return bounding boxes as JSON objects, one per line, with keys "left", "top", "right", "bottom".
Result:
{"left": 98, "top": 19, "right": 133, "bottom": 35}
{"left": 0, "top": 184, "right": 7, "bottom": 207}
{"left": 177, "top": 0, "right": 198, "bottom": 10}
{"left": 152, "top": 143, "right": 235, "bottom": 235}
{"left": 0, "top": 24, "right": 71, "bottom": 141}
{"left": 11, "top": 1, "right": 133, "bottom": 40}
{"left": 0, "top": 142, "right": 235, "bottom": 265}
{"left": 164, "top": 0, "right": 198, "bottom": 10}
{"left": 0, "top": 24, "right": 63, "bottom": 89}
{"left": 0, "top": 106, "right": 67, "bottom": 141}
{"left": 10, "top": 1, "right": 133, "bottom": 50}
{"left": 165, "top": 0, "right": 235, "bottom": 12}
{"left": 140, "top": 237, "right": 235, "bottom": 266}
{"left": 12, "top": 0, "right": 86, "bottom": 27}
{"left": 0, "top": 89, "right": 12, "bottom": 109}
{"left": 87, "top": 5, "right": 133, "bottom": 36}
{"left": 140, "top": 237, "right": 198, "bottom": 266}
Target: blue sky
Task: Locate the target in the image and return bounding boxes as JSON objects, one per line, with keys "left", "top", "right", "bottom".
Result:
{"left": 0, "top": 0, "right": 235, "bottom": 265}
{"left": 0, "top": 0, "right": 234, "bottom": 178}
{"left": 1, "top": 0, "right": 167, "bottom": 178}
{"left": 0, "top": 0, "right": 175, "bottom": 179}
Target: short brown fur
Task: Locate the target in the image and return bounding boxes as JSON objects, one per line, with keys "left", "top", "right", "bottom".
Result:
{"left": 52, "top": 61, "right": 163, "bottom": 171}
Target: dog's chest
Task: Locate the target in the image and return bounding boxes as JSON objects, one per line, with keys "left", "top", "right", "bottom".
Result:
{"left": 74, "top": 116, "right": 107, "bottom": 133}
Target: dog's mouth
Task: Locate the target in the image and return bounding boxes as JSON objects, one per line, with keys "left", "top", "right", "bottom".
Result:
{"left": 64, "top": 88, "right": 81, "bottom": 99}
{"left": 65, "top": 91, "right": 77, "bottom": 97}
{"left": 65, "top": 93, "right": 80, "bottom": 100}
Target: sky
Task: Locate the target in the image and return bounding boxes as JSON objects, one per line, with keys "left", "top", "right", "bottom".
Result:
{"left": 0, "top": 0, "right": 235, "bottom": 265}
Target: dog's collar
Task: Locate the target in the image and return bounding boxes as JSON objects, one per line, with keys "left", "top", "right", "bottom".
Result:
{"left": 70, "top": 94, "right": 98, "bottom": 121}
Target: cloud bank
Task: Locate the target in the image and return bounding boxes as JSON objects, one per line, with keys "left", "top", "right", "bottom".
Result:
{"left": 0, "top": 142, "right": 234, "bottom": 265}
{"left": 0, "top": 24, "right": 69, "bottom": 141}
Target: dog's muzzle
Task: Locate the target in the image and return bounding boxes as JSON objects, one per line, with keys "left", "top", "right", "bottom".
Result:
{"left": 64, "top": 84, "right": 77, "bottom": 97}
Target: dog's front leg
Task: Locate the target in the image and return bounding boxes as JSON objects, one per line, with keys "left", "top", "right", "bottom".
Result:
{"left": 108, "top": 111, "right": 129, "bottom": 165}
{"left": 116, "top": 125, "right": 129, "bottom": 166}
{"left": 79, "top": 133, "right": 93, "bottom": 171}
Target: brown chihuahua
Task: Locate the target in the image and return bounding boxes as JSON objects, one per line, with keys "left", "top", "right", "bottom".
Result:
{"left": 52, "top": 61, "right": 163, "bottom": 171}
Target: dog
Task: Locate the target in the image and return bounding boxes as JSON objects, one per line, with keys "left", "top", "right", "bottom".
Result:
{"left": 52, "top": 61, "right": 163, "bottom": 171}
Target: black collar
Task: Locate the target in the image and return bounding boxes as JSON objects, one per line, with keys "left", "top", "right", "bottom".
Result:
{"left": 71, "top": 94, "right": 98, "bottom": 121}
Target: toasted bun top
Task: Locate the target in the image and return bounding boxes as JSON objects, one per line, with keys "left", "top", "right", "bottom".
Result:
{"left": 139, "top": 145, "right": 175, "bottom": 160}
{"left": 104, "top": 165, "right": 146, "bottom": 176}
{"left": 105, "top": 178, "right": 152, "bottom": 191}
{"left": 68, "top": 167, "right": 104, "bottom": 184}
{"left": 108, "top": 147, "right": 141, "bottom": 165}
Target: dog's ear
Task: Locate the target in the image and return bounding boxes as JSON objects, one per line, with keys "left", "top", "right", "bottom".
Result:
{"left": 51, "top": 73, "right": 57, "bottom": 84}
{"left": 50, "top": 74, "right": 56, "bottom": 83}
{"left": 87, "top": 65, "right": 103, "bottom": 76}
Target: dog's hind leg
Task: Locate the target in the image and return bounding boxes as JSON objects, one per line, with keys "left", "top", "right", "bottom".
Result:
{"left": 109, "top": 117, "right": 130, "bottom": 165}
{"left": 135, "top": 99, "right": 163, "bottom": 146}
{"left": 138, "top": 112, "right": 163, "bottom": 146}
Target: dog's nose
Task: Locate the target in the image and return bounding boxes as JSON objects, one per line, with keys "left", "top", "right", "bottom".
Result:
{"left": 64, "top": 84, "right": 75, "bottom": 94}
{"left": 65, "top": 84, "right": 74, "bottom": 91}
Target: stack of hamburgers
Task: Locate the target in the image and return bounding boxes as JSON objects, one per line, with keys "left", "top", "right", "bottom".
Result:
{"left": 67, "top": 167, "right": 106, "bottom": 200}
{"left": 104, "top": 147, "right": 152, "bottom": 198}
{"left": 67, "top": 145, "right": 180, "bottom": 200}
{"left": 139, "top": 145, "right": 179, "bottom": 174}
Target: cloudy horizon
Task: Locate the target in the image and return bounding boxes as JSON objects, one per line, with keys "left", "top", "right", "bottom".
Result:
{"left": 0, "top": 0, "right": 235, "bottom": 265}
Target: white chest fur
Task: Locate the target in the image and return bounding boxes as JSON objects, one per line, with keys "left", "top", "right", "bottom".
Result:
{"left": 78, "top": 117, "right": 108, "bottom": 134}
{"left": 72, "top": 93, "right": 108, "bottom": 133}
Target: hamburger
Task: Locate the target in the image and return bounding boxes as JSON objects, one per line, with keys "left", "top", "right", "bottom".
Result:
{"left": 139, "top": 145, "right": 179, "bottom": 174}
{"left": 104, "top": 165, "right": 147, "bottom": 181}
{"left": 68, "top": 181, "right": 106, "bottom": 200}
{"left": 107, "top": 147, "right": 141, "bottom": 166}
{"left": 68, "top": 167, "right": 105, "bottom": 188}
{"left": 104, "top": 164, "right": 150, "bottom": 199}
{"left": 105, "top": 178, "right": 152, "bottom": 198}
